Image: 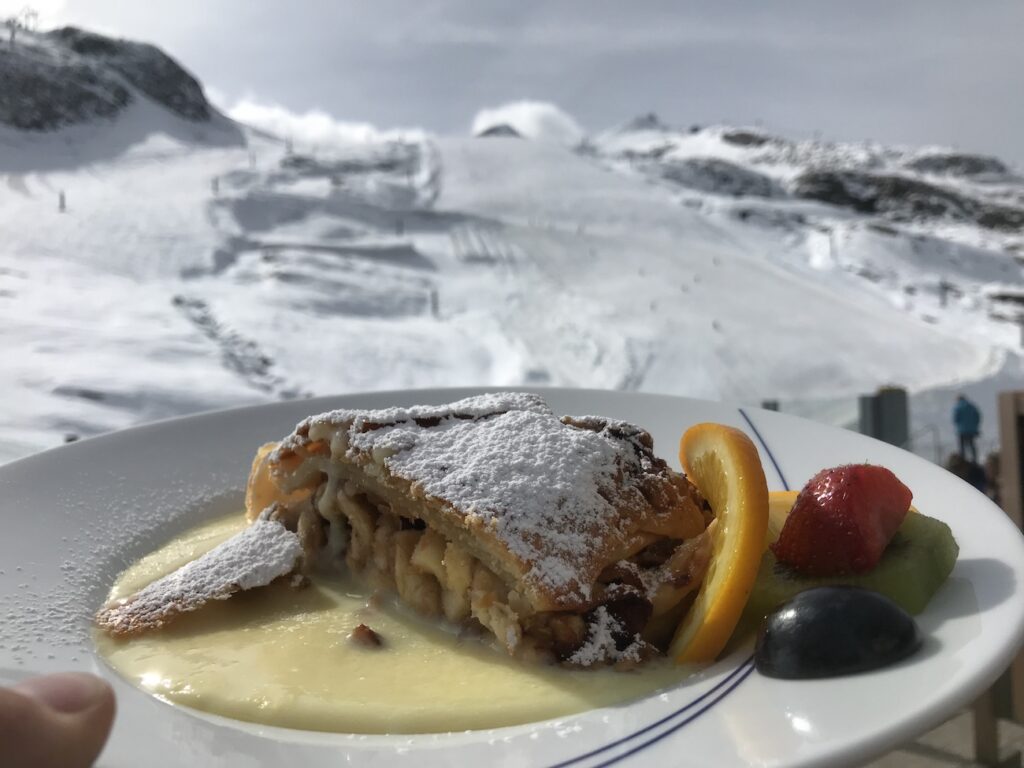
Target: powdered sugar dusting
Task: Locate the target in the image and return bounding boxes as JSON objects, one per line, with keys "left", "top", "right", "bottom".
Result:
{"left": 275, "top": 392, "right": 551, "bottom": 459}
{"left": 566, "top": 606, "right": 644, "bottom": 667}
{"left": 95, "top": 519, "right": 302, "bottom": 635}
{"left": 347, "top": 399, "right": 638, "bottom": 603}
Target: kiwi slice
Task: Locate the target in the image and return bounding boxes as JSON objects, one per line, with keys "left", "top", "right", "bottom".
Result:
{"left": 739, "top": 511, "right": 958, "bottom": 638}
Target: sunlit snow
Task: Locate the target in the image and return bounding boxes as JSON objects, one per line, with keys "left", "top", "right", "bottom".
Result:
{"left": 2, "top": 82, "right": 1021, "bottom": 465}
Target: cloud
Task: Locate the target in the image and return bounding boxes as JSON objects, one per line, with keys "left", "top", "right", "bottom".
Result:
{"left": 222, "top": 96, "right": 428, "bottom": 148}
{"left": 471, "top": 101, "right": 584, "bottom": 145}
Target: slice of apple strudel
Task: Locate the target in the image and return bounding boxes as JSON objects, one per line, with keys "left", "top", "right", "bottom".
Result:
{"left": 245, "top": 392, "right": 713, "bottom": 668}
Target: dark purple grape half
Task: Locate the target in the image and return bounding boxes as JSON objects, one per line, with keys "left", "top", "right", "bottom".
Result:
{"left": 755, "top": 586, "right": 922, "bottom": 679}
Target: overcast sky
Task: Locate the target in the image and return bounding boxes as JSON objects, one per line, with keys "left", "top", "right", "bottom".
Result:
{"left": 9, "top": 0, "right": 1024, "bottom": 163}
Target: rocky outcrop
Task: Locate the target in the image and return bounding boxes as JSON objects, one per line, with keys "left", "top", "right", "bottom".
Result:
{"left": 792, "top": 170, "right": 1024, "bottom": 231}
{"left": 475, "top": 123, "right": 521, "bottom": 138}
{"left": 0, "top": 43, "right": 130, "bottom": 130}
{"left": 904, "top": 152, "right": 1008, "bottom": 177}
{"left": 49, "top": 27, "right": 210, "bottom": 122}
{"left": 720, "top": 128, "right": 777, "bottom": 148}
{"left": 0, "top": 26, "right": 215, "bottom": 131}
{"left": 660, "top": 157, "right": 782, "bottom": 198}
{"left": 623, "top": 112, "right": 669, "bottom": 132}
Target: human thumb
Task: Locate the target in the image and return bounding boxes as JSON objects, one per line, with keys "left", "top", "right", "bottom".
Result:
{"left": 0, "top": 672, "right": 115, "bottom": 768}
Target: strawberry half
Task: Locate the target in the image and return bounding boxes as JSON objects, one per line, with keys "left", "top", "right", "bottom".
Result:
{"left": 771, "top": 464, "right": 913, "bottom": 576}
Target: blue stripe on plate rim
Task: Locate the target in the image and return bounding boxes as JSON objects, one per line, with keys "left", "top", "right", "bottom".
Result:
{"left": 546, "top": 407, "right": 788, "bottom": 767}
{"left": 739, "top": 408, "right": 790, "bottom": 492}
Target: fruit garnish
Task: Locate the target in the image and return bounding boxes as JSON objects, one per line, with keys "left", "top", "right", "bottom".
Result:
{"left": 765, "top": 490, "right": 920, "bottom": 552}
{"left": 771, "top": 465, "right": 912, "bottom": 576}
{"left": 670, "top": 423, "right": 769, "bottom": 664}
{"left": 754, "top": 586, "right": 922, "bottom": 679}
{"left": 743, "top": 492, "right": 958, "bottom": 621}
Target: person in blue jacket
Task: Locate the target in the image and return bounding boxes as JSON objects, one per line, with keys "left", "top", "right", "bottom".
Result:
{"left": 953, "top": 394, "right": 981, "bottom": 463}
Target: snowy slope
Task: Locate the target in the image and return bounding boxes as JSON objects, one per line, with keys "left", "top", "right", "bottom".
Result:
{"left": 440, "top": 137, "right": 999, "bottom": 408}
{"left": 2, "top": 61, "right": 1022, "bottom": 465}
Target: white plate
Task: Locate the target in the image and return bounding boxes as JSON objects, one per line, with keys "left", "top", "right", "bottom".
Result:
{"left": 1, "top": 388, "right": 1023, "bottom": 768}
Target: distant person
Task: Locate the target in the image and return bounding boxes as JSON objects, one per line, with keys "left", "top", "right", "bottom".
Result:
{"left": 953, "top": 394, "right": 981, "bottom": 462}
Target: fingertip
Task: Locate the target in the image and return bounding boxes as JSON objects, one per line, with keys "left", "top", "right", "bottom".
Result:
{"left": 93, "top": 674, "right": 117, "bottom": 732}
{"left": 6, "top": 673, "right": 116, "bottom": 768}
{"left": 15, "top": 672, "right": 113, "bottom": 715}
{"left": 65, "top": 677, "right": 116, "bottom": 768}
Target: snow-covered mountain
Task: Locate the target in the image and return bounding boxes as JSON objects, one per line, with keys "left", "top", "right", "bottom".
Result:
{"left": 2, "top": 26, "right": 232, "bottom": 131}
{"left": 0, "top": 27, "right": 242, "bottom": 174}
{"left": 582, "top": 117, "right": 1024, "bottom": 445}
{"left": 1, "top": 33, "right": 1021, "bottom": 466}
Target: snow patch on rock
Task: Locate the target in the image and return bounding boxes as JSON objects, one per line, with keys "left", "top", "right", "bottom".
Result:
{"left": 471, "top": 101, "right": 584, "bottom": 146}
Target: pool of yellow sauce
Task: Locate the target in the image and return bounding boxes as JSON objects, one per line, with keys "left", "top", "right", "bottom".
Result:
{"left": 95, "top": 515, "right": 693, "bottom": 733}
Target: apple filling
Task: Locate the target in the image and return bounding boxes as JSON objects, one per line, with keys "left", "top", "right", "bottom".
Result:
{"left": 251, "top": 394, "right": 714, "bottom": 667}
{"left": 267, "top": 478, "right": 711, "bottom": 666}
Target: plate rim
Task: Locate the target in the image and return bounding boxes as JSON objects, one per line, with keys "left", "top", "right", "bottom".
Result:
{"left": 3, "top": 386, "right": 1024, "bottom": 768}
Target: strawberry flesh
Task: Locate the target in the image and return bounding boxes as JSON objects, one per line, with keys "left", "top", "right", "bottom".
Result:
{"left": 771, "top": 464, "right": 913, "bottom": 576}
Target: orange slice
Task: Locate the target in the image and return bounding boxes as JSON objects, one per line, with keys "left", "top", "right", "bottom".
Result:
{"left": 669, "top": 423, "right": 769, "bottom": 663}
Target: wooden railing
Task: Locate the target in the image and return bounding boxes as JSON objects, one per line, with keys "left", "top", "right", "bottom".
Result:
{"left": 969, "top": 391, "right": 1024, "bottom": 767}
